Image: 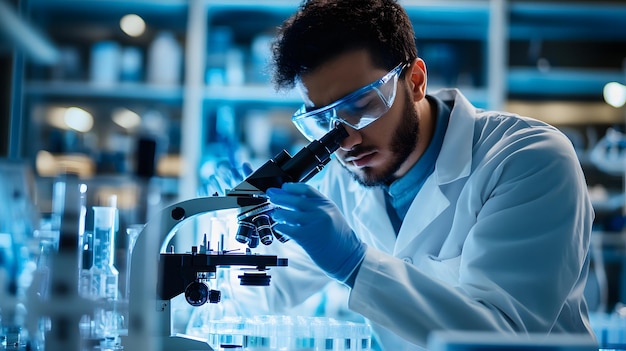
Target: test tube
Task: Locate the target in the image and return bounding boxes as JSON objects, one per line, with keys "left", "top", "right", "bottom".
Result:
{"left": 91, "top": 206, "right": 119, "bottom": 300}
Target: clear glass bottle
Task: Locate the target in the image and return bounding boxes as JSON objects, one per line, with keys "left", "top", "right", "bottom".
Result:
{"left": 90, "top": 206, "right": 119, "bottom": 300}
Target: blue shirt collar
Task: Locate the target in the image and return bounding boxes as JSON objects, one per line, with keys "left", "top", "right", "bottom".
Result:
{"left": 385, "top": 95, "right": 451, "bottom": 225}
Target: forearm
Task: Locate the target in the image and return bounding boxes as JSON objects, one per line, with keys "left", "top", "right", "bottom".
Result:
{"left": 348, "top": 248, "right": 518, "bottom": 346}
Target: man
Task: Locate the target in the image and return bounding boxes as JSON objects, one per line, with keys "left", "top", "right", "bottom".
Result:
{"left": 255, "top": 0, "right": 595, "bottom": 349}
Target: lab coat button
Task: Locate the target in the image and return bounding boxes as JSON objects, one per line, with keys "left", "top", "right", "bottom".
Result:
{"left": 402, "top": 257, "right": 413, "bottom": 264}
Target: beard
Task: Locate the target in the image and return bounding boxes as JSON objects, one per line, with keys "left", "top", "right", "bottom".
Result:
{"left": 341, "top": 88, "right": 420, "bottom": 187}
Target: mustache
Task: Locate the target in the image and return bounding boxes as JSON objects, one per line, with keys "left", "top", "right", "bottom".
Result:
{"left": 343, "top": 145, "right": 376, "bottom": 159}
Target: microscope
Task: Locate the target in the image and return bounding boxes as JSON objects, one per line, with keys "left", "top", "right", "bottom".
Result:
{"left": 124, "top": 125, "right": 348, "bottom": 351}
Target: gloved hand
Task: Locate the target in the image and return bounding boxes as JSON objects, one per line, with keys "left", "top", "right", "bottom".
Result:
{"left": 266, "top": 183, "right": 367, "bottom": 283}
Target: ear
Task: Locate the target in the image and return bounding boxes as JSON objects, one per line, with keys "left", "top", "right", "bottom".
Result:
{"left": 407, "top": 58, "right": 427, "bottom": 101}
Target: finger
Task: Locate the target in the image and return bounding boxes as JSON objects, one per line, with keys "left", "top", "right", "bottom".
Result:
{"left": 267, "top": 186, "right": 327, "bottom": 211}
{"left": 270, "top": 207, "right": 306, "bottom": 226}
{"left": 266, "top": 188, "right": 300, "bottom": 210}
{"left": 281, "top": 182, "right": 322, "bottom": 197}
{"left": 266, "top": 188, "right": 318, "bottom": 210}
{"left": 271, "top": 223, "right": 293, "bottom": 241}
{"left": 271, "top": 208, "right": 322, "bottom": 242}
{"left": 272, "top": 222, "right": 317, "bottom": 244}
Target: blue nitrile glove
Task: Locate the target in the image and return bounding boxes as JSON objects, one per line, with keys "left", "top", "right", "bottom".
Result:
{"left": 266, "top": 183, "right": 367, "bottom": 283}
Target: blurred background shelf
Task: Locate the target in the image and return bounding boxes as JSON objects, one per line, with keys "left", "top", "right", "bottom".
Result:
{"left": 507, "top": 68, "right": 626, "bottom": 97}
{"left": 203, "top": 85, "right": 299, "bottom": 105}
{"left": 509, "top": 2, "right": 626, "bottom": 41}
{"left": 25, "top": 81, "right": 184, "bottom": 102}
{"left": 3, "top": 0, "right": 625, "bottom": 202}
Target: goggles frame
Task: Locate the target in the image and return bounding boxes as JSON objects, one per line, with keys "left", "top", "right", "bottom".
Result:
{"left": 292, "top": 62, "right": 408, "bottom": 141}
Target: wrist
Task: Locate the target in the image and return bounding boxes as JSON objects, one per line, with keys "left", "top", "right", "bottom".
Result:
{"left": 343, "top": 247, "right": 367, "bottom": 288}
{"left": 334, "top": 242, "right": 367, "bottom": 283}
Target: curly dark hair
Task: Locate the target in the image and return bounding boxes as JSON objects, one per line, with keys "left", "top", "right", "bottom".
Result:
{"left": 271, "top": 0, "right": 417, "bottom": 91}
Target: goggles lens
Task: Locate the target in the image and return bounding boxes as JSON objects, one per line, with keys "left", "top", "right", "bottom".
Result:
{"left": 292, "top": 62, "right": 406, "bottom": 141}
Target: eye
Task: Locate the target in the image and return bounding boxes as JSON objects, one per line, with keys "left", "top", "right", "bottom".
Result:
{"left": 340, "top": 95, "right": 377, "bottom": 121}
{"left": 313, "top": 110, "right": 334, "bottom": 129}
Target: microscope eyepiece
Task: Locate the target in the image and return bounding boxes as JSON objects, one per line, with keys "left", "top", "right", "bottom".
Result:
{"left": 280, "top": 123, "right": 348, "bottom": 184}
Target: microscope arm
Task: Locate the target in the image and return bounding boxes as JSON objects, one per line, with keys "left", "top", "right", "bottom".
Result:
{"left": 151, "top": 195, "right": 267, "bottom": 254}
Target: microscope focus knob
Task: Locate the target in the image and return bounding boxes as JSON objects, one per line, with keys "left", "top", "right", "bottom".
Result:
{"left": 208, "top": 289, "right": 221, "bottom": 304}
{"left": 185, "top": 281, "right": 210, "bottom": 306}
{"left": 184, "top": 281, "right": 222, "bottom": 306}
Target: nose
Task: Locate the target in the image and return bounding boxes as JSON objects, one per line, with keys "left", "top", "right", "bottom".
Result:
{"left": 338, "top": 123, "right": 362, "bottom": 151}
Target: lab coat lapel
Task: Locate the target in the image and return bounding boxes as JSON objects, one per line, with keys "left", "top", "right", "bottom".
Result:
{"left": 394, "top": 176, "right": 449, "bottom": 255}
{"left": 352, "top": 187, "right": 397, "bottom": 254}
{"left": 394, "top": 89, "right": 475, "bottom": 255}
{"left": 434, "top": 89, "right": 474, "bottom": 184}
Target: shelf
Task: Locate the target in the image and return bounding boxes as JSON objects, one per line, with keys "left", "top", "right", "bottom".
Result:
{"left": 12, "top": 0, "right": 625, "bottom": 201}
{"left": 505, "top": 100, "right": 624, "bottom": 126}
{"left": 205, "top": 0, "right": 491, "bottom": 41}
{"left": 205, "top": 0, "right": 297, "bottom": 12}
{"left": 509, "top": 2, "right": 626, "bottom": 41}
{"left": 204, "top": 85, "right": 300, "bottom": 105}
{"left": 25, "top": 81, "right": 184, "bottom": 102}
{"left": 403, "top": 1, "right": 491, "bottom": 40}
{"left": 507, "top": 68, "right": 625, "bottom": 97}
{"left": 0, "top": 1, "right": 58, "bottom": 65}
{"left": 27, "top": 0, "right": 188, "bottom": 31}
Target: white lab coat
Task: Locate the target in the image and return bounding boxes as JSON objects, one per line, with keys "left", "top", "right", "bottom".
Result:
{"left": 253, "top": 88, "right": 595, "bottom": 351}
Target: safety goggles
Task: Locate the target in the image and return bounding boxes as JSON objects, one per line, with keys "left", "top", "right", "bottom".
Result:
{"left": 292, "top": 62, "right": 408, "bottom": 141}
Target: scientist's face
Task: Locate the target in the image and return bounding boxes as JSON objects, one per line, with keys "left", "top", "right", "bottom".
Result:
{"left": 298, "top": 50, "right": 429, "bottom": 186}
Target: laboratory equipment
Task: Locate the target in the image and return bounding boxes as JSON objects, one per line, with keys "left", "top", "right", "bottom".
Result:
{"left": 0, "top": 160, "right": 41, "bottom": 350}
{"left": 0, "top": 159, "right": 39, "bottom": 297}
{"left": 589, "top": 127, "right": 626, "bottom": 177}
{"left": 124, "top": 125, "right": 348, "bottom": 351}
{"left": 159, "top": 238, "right": 288, "bottom": 307}
{"left": 187, "top": 315, "right": 372, "bottom": 351}
{"left": 229, "top": 124, "right": 349, "bottom": 248}
{"left": 590, "top": 308, "right": 626, "bottom": 350}
{"left": 26, "top": 174, "right": 93, "bottom": 351}
{"left": 90, "top": 205, "right": 119, "bottom": 300}
{"left": 124, "top": 224, "right": 143, "bottom": 302}
{"left": 77, "top": 202, "right": 124, "bottom": 347}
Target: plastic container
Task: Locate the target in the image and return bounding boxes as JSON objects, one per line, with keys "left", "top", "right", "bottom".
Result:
{"left": 146, "top": 31, "right": 182, "bottom": 86}
{"left": 188, "top": 315, "right": 372, "bottom": 351}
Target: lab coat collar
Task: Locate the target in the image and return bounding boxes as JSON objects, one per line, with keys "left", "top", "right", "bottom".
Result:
{"left": 393, "top": 89, "right": 475, "bottom": 251}
{"left": 430, "top": 88, "right": 475, "bottom": 185}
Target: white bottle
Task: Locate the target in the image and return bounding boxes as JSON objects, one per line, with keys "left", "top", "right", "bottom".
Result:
{"left": 90, "top": 41, "right": 121, "bottom": 86}
{"left": 147, "top": 31, "right": 182, "bottom": 86}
